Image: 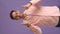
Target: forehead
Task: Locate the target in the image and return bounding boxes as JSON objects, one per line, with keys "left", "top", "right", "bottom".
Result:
{"left": 12, "top": 11, "right": 21, "bottom": 16}
{"left": 12, "top": 11, "right": 16, "bottom": 15}
{"left": 12, "top": 12, "right": 17, "bottom": 14}
{"left": 12, "top": 11, "right": 20, "bottom": 14}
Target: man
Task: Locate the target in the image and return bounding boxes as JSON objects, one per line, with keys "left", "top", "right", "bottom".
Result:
{"left": 10, "top": 0, "right": 60, "bottom": 34}
{"left": 10, "top": 10, "right": 42, "bottom": 34}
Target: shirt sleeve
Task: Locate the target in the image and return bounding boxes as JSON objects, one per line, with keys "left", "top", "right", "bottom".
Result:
{"left": 30, "top": 0, "right": 41, "bottom": 5}
{"left": 28, "top": 24, "right": 42, "bottom": 34}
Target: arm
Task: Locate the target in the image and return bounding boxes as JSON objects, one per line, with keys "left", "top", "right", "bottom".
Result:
{"left": 22, "top": 20, "right": 42, "bottom": 34}
{"left": 28, "top": 24, "right": 42, "bottom": 34}
{"left": 30, "top": 0, "right": 41, "bottom": 5}
{"left": 23, "top": 2, "right": 32, "bottom": 10}
{"left": 23, "top": 0, "right": 41, "bottom": 9}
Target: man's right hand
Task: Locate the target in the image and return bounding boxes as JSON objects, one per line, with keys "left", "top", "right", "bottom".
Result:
{"left": 22, "top": 20, "right": 31, "bottom": 27}
{"left": 22, "top": 2, "right": 32, "bottom": 10}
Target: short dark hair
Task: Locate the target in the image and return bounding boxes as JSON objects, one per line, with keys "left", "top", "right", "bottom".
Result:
{"left": 10, "top": 10, "right": 16, "bottom": 20}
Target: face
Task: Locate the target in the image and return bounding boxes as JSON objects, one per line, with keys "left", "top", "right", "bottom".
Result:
{"left": 12, "top": 10, "right": 22, "bottom": 20}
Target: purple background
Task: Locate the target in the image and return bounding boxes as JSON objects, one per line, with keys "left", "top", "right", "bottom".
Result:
{"left": 0, "top": 0, "right": 60, "bottom": 34}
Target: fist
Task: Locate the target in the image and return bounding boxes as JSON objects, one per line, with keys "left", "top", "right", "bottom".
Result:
{"left": 22, "top": 20, "right": 31, "bottom": 27}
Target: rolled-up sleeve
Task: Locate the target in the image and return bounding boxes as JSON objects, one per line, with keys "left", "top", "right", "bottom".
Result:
{"left": 30, "top": 0, "right": 41, "bottom": 5}
{"left": 28, "top": 24, "right": 42, "bottom": 34}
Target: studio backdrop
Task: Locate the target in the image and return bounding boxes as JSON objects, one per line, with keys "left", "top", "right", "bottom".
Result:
{"left": 0, "top": 0, "right": 60, "bottom": 34}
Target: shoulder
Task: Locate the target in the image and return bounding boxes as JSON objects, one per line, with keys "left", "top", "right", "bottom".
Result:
{"left": 41, "top": 6, "right": 59, "bottom": 10}
{"left": 40, "top": 6, "right": 59, "bottom": 12}
{"left": 39, "top": 6, "right": 60, "bottom": 16}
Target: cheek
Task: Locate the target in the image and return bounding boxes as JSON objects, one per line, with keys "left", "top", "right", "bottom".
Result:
{"left": 12, "top": 14, "right": 16, "bottom": 18}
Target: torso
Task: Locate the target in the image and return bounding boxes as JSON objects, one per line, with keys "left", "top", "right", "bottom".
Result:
{"left": 23, "top": 6, "right": 60, "bottom": 27}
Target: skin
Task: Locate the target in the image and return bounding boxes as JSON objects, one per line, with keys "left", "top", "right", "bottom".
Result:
{"left": 11, "top": 0, "right": 59, "bottom": 34}
{"left": 29, "top": 24, "right": 42, "bottom": 34}
{"left": 22, "top": 0, "right": 42, "bottom": 34}
{"left": 22, "top": 20, "right": 42, "bottom": 34}
{"left": 22, "top": 0, "right": 59, "bottom": 34}
{"left": 11, "top": 10, "right": 27, "bottom": 20}
{"left": 12, "top": 10, "right": 23, "bottom": 20}
{"left": 23, "top": 2, "right": 32, "bottom": 10}
{"left": 11, "top": 0, "right": 42, "bottom": 34}
{"left": 11, "top": 0, "right": 41, "bottom": 20}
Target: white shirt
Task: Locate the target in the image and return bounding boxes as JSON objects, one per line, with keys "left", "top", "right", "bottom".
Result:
{"left": 23, "top": 6, "right": 60, "bottom": 27}
{"left": 28, "top": 24, "right": 42, "bottom": 34}
{"left": 30, "top": 0, "right": 41, "bottom": 5}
